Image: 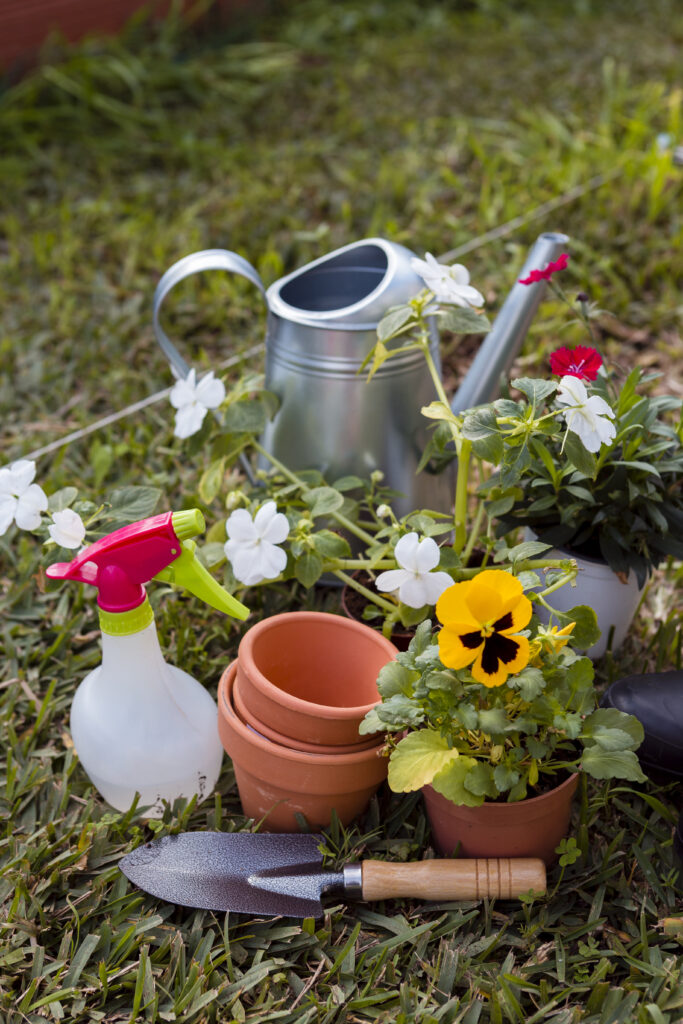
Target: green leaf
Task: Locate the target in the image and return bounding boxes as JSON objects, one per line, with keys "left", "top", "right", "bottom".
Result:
{"left": 198, "top": 457, "right": 226, "bottom": 505}
{"left": 565, "top": 605, "right": 601, "bottom": 650}
{"left": 478, "top": 708, "right": 509, "bottom": 735}
{"left": 421, "top": 401, "right": 459, "bottom": 425}
{"left": 511, "top": 667, "right": 546, "bottom": 701}
{"left": 511, "top": 377, "right": 557, "bottom": 406}
{"left": 311, "top": 530, "right": 351, "bottom": 558}
{"left": 463, "top": 761, "right": 498, "bottom": 798}
{"left": 377, "top": 305, "right": 416, "bottom": 342}
{"left": 332, "top": 475, "right": 366, "bottom": 492}
{"left": 304, "top": 487, "right": 345, "bottom": 518}
{"left": 198, "top": 542, "right": 226, "bottom": 569}
{"left": 109, "top": 486, "right": 162, "bottom": 521}
{"left": 359, "top": 708, "right": 384, "bottom": 735}
{"left": 387, "top": 731, "right": 460, "bottom": 792}
{"left": 563, "top": 431, "right": 598, "bottom": 477}
{"left": 439, "top": 307, "right": 491, "bottom": 335}
{"left": 580, "top": 747, "right": 647, "bottom": 782}
{"left": 294, "top": 550, "right": 323, "bottom": 587}
{"left": 581, "top": 707, "right": 644, "bottom": 750}
{"left": 472, "top": 432, "right": 504, "bottom": 464}
{"left": 431, "top": 756, "right": 483, "bottom": 806}
{"left": 222, "top": 399, "right": 267, "bottom": 434}
{"left": 47, "top": 486, "right": 78, "bottom": 513}
{"left": 493, "top": 764, "right": 521, "bottom": 793}
{"left": 377, "top": 660, "right": 416, "bottom": 698}
{"left": 462, "top": 406, "right": 499, "bottom": 440}
{"left": 507, "top": 540, "right": 552, "bottom": 561}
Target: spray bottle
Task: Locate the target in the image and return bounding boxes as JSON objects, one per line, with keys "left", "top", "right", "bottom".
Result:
{"left": 47, "top": 509, "right": 248, "bottom": 815}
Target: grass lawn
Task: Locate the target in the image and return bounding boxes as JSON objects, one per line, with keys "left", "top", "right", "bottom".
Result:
{"left": 1, "top": 1, "right": 682, "bottom": 1021}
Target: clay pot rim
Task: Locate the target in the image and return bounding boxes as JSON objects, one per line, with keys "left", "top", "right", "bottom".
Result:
{"left": 423, "top": 771, "right": 579, "bottom": 823}
{"left": 237, "top": 610, "right": 398, "bottom": 720}
{"left": 220, "top": 662, "right": 386, "bottom": 767}
{"left": 232, "top": 673, "right": 380, "bottom": 754}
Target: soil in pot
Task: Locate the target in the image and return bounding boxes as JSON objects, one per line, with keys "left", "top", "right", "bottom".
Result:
{"left": 422, "top": 772, "right": 579, "bottom": 867}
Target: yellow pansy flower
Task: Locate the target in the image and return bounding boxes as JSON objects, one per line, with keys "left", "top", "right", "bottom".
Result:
{"left": 436, "top": 569, "right": 532, "bottom": 687}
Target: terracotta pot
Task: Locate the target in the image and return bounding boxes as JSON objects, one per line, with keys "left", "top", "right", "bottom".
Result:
{"left": 232, "top": 674, "right": 380, "bottom": 755}
{"left": 235, "top": 611, "right": 397, "bottom": 746}
{"left": 422, "top": 773, "right": 579, "bottom": 866}
{"left": 218, "top": 662, "right": 388, "bottom": 831}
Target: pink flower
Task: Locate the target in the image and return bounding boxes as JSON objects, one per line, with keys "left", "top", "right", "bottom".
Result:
{"left": 549, "top": 345, "right": 603, "bottom": 381}
{"left": 519, "top": 252, "right": 569, "bottom": 285}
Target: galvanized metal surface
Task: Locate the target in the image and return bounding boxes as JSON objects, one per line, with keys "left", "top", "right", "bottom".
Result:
{"left": 119, "top": 831, "right": 348, "bottom": 918}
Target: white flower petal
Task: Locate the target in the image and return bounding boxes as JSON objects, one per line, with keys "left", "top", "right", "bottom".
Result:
{"left": 259, "top": 508, "right": 289, "bottom": 544}
{"left": 174, "top": 402, "right": 206, "bottom": 439}
{"left": 0, "top": 495, "right": 17, "bottom": 534}
{"left": 585, "top": 394, "right": 615, "bottom": 419}
{"left": 394, "top": 532, "right": 421, "bottom": 571}
{"left": 255, "top": 541, "right": 288, "bottom": 580}
{"left": 556, "top": 375, "right": 587, "bottom": 407}
{"left": 14, "top": 484, "right": 48, "bottom": 529}
{"left": 8, "top": 459, "right": 37, "bottom": 494}
{"left": 48, "top": 508, "right": 86, "bottom": 548}
{"left": 414, "top": 536, "right": 440, "bottom": 573}
{"left": 253, "top": 501, "right": 277, "bottom": 534}
{"left": 169, "top": 374, "right": 197, "bottom": 410}
{"left": 398, "top": 576, "right": 432, "bottom": 609}
{"left": 420, "top": 571, "right": 454, "bottom": 605}
{"left": 375, "top": 568, "right": 411, "bottom": 594}
{"left": 195, "top": 372, "right": 225, "bottom": 409}
{"left": 228, "top": 544, "right": 263, "bottom": 584}
{"left": 226, "top": 508, "right": 259, "bottom": 543}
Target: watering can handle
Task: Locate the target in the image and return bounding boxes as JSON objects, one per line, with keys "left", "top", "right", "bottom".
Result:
{"left": 153, "top": 249, "right": 267, "bottom": 381}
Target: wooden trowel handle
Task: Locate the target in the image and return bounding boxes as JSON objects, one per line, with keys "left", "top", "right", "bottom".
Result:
{"left": 360, "top": 858, "right": 546, "bottom": 901}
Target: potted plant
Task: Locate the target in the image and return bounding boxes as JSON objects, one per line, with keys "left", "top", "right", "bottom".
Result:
{"left": 358, "top": 567, "right": 647, "bottom": 865}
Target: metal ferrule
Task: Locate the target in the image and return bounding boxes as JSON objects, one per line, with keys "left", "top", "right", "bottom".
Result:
{"left": 342, "top": 863, "right": 363, "bottom": 899}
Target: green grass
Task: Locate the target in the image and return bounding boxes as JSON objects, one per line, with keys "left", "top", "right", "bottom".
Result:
{"left": 1, "top": 1, "right": 682, "bottom": 1021}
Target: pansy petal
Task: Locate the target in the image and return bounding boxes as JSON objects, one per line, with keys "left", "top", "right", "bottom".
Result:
{"left": 0, "top": 495, "right": 17, "bottom": 534}
{"left": 196, "top": 373, "right": 226, "bottom": 409}
{"left": 494, "top": 591, "right": 533, "bottom": 633}
{"left": 226, "top": 508, "right": 259, "bottom": 543}
{"left": 438, "top": 626, "right": 481, "bottom": 670}
{"left": 435, "top": 581, "right": 481, "bottom": 628}
{"left": 394, "top": 532, "right": 420, "bottom": 571}
{"left": 375, "top": 568, "right": 411, "bottom": 594}
{"left": 464, "top": 578, "right": 505, "bottom": 624}
{"left": 472, "top": 634, "right": 530, "bottom": 687}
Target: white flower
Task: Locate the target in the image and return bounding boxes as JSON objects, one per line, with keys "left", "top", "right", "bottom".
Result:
{"left": 224, "top": 501, "right": 289, "bottom": 585}
{"left": 0, "top": 459, "right": 48, "bottom": 535}
{"left": 170, "top": 368, "right": 226, "bottom": 440}
{"left": 375, "top": 532, "right": 453, "bottom": 609}
{"left": 410, "top": 252, "right": 484, "bottom": 309}
{"left": 556, "top": 375, "right": 616, "bottom": 453}
{"left": 48, "top": 508, "right": 86, "bottom": 548}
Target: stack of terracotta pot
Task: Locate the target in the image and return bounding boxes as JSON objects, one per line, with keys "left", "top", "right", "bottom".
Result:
{"left": 218, "top": 612, "right": 397, "bottom": 830}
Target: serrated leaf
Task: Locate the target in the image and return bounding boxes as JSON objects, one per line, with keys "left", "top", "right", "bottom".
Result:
{"left": 581, "top": 707, "right": 644, "bottom": 750}
{"left": 564, "top": 605, "right": 600, "bottom": 650}
{"left": 462, "top": 406, "right": 499, "bottom": 440}
{"left": 294, "top": 550, "right": 323, "bottom": 587}
{"left": 511, "top": 377, "right": 557, "bottom": 406}
{"left": 387, "top": 731, "right": 460, "bottom": 792}
{"left": 463, "top": 761, "right": 498, "bottom": 798}
{"left": 358, "top": 708, "right": 384, "bottom": 735}
{"left": 377, "top": 660, "right": 416, "bottom": 698}
{"left": 431, "top": 756, "right": 482, "bottom": 806}
{"left": 580, "top": 746, "right": 647, "bottom": 782}
{"left": 511, "top": 667, "right": 546, "bottom": 700}
{"left": 493, "top": 764, "right": 520, "bottom": 793}
{"left": 478, "top": 708, "right": 509, "bottom": 734}
{"left": 304, "top": 486, "right": 344, "bottom": 518}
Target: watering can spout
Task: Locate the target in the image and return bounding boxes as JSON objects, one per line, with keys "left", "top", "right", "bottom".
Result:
{"left": 450, "top": 232, "right": 570, "bottom": 413}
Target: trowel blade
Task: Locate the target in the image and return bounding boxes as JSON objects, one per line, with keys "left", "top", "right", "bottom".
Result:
{"left": 119, "top": 832, "right": 342, "bottom": 918}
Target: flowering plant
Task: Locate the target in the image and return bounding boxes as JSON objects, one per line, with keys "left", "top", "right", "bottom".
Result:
{"left": 359, "top": 569, "right": 646, "bottom": 805}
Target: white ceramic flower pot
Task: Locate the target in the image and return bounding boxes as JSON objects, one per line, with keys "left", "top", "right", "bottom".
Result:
{"left": 535, "top": 545, "right": 644, "bottom": 658}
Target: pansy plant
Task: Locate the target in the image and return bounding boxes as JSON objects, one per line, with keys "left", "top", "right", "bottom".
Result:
{"left": 360, "top": 575, "right": 647, "bottom": 805}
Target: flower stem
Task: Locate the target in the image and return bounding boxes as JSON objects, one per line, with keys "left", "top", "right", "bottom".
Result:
{"left": 252, "top": 440, "right": 377, "bottom": 546}
{"left": 333, "top": 569, "right": 399, "bottom": 615}
{"left": 453, "top": 439, "right": 472, "bottom": 554}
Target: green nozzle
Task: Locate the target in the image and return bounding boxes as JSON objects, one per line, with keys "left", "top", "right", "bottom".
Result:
{"left": 172, "top": 509, "right": 205, "bottom": 541}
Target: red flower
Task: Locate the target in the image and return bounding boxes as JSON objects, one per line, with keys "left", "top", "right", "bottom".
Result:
{"left": 519, "top": 252, "right": 570, "bottom": 285}
{"left": 549, "top": 345, "right": 603, "bottom": 381}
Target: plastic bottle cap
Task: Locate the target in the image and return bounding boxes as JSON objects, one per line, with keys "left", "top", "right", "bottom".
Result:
{"left": 172, "top": 509, "right": 205, "bottom": 541}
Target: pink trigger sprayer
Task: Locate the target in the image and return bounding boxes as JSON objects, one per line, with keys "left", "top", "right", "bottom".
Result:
{"left": 47, "top": 509, "right": 248, "bottom": 816}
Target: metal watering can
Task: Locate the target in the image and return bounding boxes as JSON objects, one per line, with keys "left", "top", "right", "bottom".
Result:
{"left": 153, "top": 232, "right": 568, "bottom": 513}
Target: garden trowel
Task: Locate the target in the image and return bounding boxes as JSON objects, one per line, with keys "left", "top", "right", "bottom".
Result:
{"left": 119, "top": 832, "right": 546, "bottom": 918}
